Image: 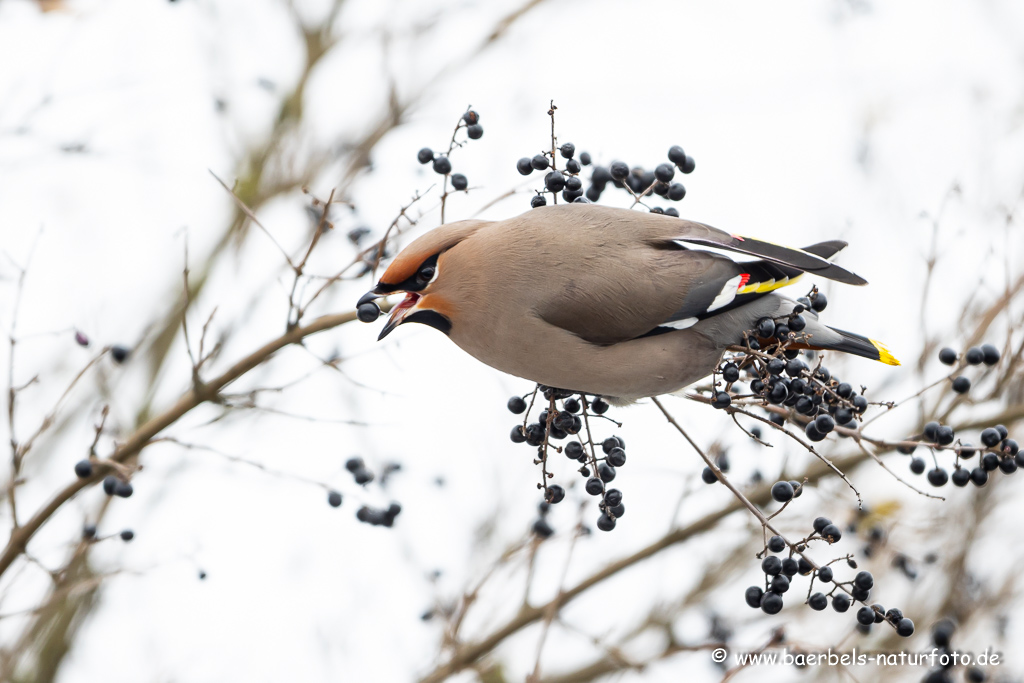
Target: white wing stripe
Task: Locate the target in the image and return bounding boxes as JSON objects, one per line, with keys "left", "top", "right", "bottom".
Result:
{"left": 662, "top": 317, "right": 698, "bottom": 330}
{"left": 707, "top": 274, "right": 743, "bottom": 312}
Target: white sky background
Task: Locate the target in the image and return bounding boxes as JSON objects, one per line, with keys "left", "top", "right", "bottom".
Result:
{"left": 1, "top": 0, "right": 1024, "bottom": 681}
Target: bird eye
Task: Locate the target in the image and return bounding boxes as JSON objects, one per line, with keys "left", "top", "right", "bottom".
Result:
{"left": 416, "top": 265, "right": 435, "bottom": 284}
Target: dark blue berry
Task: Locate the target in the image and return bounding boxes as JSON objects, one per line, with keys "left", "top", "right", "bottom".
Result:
{"left": 357, "top": 302, "right": 381, "bottom": 322}
{"left": 762, "top": 555, "right": 783, "bottom": 575}
{"left": 771, "top": 481, "right": 794, "bottom": 503}
{"left": 545, "top": 485, "right": 565, "bottom": 504}
{"left": 770, "top": 574, "right": 790, "bottom": 594}
{"left": 951, "top": 468, "right": 971, "bottom": 487}
{"left": 757, "top": 318, "right": 776, "bottom": 338}
{"left": 544, "top": 171, "right": 565, "bottom": 193}
{"left": 981, "top": 344, "right": 1000, "bottom": 365}
{"left": 432, "top": 156, "right": 451, "bottom": 175}
{"left": 760, "top": 591, "right": 783, "bottom": 614}
{"left": 927, "top": 468, "right": 948, "bottom": 487}
{"left": 712, "top": 391, "right": 731, "bottom": 409}
{"left": 532, "top": 518, "right": 554, "bottom": 538}
{"left": 510, "top": 425, "right": 526, "bottom": 443}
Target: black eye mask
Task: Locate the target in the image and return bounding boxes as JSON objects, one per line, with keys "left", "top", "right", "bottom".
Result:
{"left": 374, "top": 253, "right": 440, "bottom": 294}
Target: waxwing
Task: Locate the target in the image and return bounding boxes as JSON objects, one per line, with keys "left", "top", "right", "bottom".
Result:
{"left": 359, "top": 204, "right": 897, "bottom": 403}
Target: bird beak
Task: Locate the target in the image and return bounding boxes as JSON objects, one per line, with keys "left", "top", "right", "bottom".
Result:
{"left": 377, "top": 291, "right": 422, "bottom": 340}
{"left": 358, "top": 290, "right": 384, "bottom": 306}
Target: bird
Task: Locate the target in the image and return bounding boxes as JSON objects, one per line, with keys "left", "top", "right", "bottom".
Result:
{"left": 359, "top": 204, "right": 898, "bottom": 403}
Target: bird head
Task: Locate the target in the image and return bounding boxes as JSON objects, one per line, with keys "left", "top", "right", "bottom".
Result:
{"left": 361, "top": 219, "right": 486, "bottom": 341}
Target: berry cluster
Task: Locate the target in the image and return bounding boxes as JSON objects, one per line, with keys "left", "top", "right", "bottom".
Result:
{"left": 583, "top": 144, "right": 695, "bottom": 212}
{"left": 343, "top": 456, "right": 403, "bottom": 527}
{"left": 72, "top": 329, "right": 131, "bottom": 362}
{"left": 81, "top": 523, "right": 134, "bottom": 544}
{"left": 515, "top": 144, "right": 697, "bottom": 213}
{"left": 356, "top": 502, "right": 402, "bottom": 527}
{"left": 516, "top": 142, "right": 592, "bottom": 208}
{"left": 937, "top": 343, "right": 1000, "bottom": 399}
{"left": 745, "top": 517, "right": 915, "bottom": 637}
{"left": 892, "top": 345, "right": 1018, "bottom": 488}
{"left": 704, "top": 289, "right": 868, "bottom": 439}
{"left": 920, "top": 619, "right": 992, "bottom": 683}
{"left": 507, "top": 386, "right": 627, "bottom": 533}
{"left": 101, "top": 474, "right": 134, "bottom": 498}
{"left": 512, "top": 102, "right": 695, "bottom": 212}
{"left": 416, "top": 108, "right": 483, "bottom": 194}
{"left": 345, "top": 456, "right": 374, "bottom": 485}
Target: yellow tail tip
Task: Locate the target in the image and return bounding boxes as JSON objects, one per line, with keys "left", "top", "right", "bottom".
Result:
{"left": 870, "top": 339, "right": 900, "bottom": 366}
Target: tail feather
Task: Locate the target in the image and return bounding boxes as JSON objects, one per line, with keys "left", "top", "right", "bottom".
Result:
{"left": 802, "top": 240, "right": 848, "bottom": 260}
{"left": 821, "top": 327, "right": 900, "bottom": 366}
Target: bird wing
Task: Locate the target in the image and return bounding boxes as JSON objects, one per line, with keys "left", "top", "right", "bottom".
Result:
{"left": 529, "top": 207, "right": 859, "bottom": 345}
{"left": 667, "top": 220, "right": 866, "bottom": 286}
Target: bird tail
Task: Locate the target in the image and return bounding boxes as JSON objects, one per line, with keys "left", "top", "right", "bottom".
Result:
{"left": 816, "top": 327, "right": 900, "bottom": 366}
{"left": 771, "top": 242, "right": 900, "bottom": 366}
